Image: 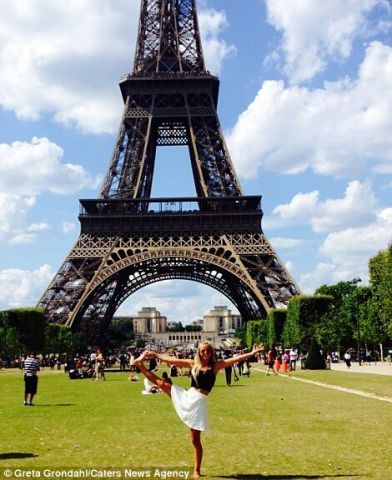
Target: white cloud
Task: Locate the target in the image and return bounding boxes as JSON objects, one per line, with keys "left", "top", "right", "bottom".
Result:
{"left": 273, "top": 191, "right": 319, "bottom": 224}
{"left": 0, "top": 264, "right": 53, "bottom": 308}
{"left": 7, "top": 222, "right": 50, "bottom": 245}
{"left": 198, "top": 9, "right": 236, "bottom": 74}
{"left": 8, "top": 234, "right": 36, "bottom": 246}
{"left": 311, "top": 181, "right": 377, "bottom": 232}
{"left": 0, "top": 192, "right": 50, "bottom": 245}
{"left": 62, "top": 222, "right": 76, "bottom": 234}
{"left": 270, "top": 237, "right": 305, "bottom": 249}
{"left": 285, "top": 260, "right": 295, "bottom": 276}
{"left": 265, "top": 0, "right": 389, "bottom": 83}
{"left": 298, "top": 207, "right": 392, "bottom": 293}
{"left": 0, "top": 137, "right": 98, "bottom": 243}
{"left": 0, "top": 0, "right": 134, "bottom": 133}
{"left": 272, "top": 181, "right": 377, "bottom": 233}
{"left": 27, "top": 223, "right": 50, "bottom": 233}
{"left": 0, "top": 137, "right": 96, "bottom": 195}
{"left": 0, "top": 193, "right": 38, "bottom": 244}
{"left": 0, "top": 0, "right": 234, "bottom": 134}
{"left": 320, "top": 207, "right": 392, "bottom": 266}
{"left": 227, "top": 42, "right": 392, "bottom": 179}
{"left": 299, "top": 263, "right": 353, "bottom": 294}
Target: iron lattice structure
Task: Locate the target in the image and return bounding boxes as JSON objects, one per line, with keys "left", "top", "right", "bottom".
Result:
{"left": 38, "top": 0, "right": 299, "bottom": 341}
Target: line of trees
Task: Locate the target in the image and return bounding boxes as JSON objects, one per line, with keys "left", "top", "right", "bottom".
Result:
{"left": 0, "top": 308, "right": 89, "bottom": 358}
{"left": 166, "top": 322, "right": 202, "bottom": 332}
{"left": 0, "top": 310, "right": 139, "bottom": 358}
{"left": 246, "top": 244, "right": 392, "bottom": 367}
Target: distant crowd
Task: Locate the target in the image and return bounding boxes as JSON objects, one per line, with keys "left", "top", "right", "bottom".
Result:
{"left": 0, "top": 346, "right": 384, "bottom": 375}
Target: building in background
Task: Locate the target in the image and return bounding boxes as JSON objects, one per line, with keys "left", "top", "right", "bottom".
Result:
{"left": 130, "top": 305, "right": 242, "bottom": 348}
{"left": 146, "top": 330, "right": 214, "bottom": 349}
{"left": 131, "top": 307, "right": 167, "bottom": 334}
{"left": 203, "top": 306, "right": 243, "bottom": 334}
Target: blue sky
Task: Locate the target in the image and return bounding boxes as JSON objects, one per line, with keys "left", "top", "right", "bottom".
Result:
{"left": 0, "top": 0, "right": 391, "bottom": 323}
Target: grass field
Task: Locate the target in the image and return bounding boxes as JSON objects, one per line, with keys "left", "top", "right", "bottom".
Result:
{"left": 1, "top": 365, "right": 391, "bottom": 480}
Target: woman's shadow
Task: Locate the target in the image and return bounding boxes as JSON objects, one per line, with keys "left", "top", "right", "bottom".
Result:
{"left": 220, "top": 474, "right": 359, "bottom": 479}
{"left": 0, "top": 453, "right": 38, "bottom": 460}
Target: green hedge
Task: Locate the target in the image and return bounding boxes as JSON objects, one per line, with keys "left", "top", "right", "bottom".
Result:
{"left": 0, "top": 308, "right": 46, "bottom": 355}
{"left": 246, "top": 319, "right": 268, "bottom": 349}
{"left": 283, "top": 295, "right": 332, "bottom": 369}
{"left": 267, "top": 309, "right": 287, "bottom": 348}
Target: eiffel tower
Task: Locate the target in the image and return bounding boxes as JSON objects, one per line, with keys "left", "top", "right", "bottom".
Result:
{"left": 38, "top": 0, "right": 299, "bottom": 342}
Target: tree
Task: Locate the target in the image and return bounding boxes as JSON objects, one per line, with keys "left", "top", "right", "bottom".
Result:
{"left": 315, "top": 281, "right": 363, "bottom": 352}
{"left": 0, "top": 311, "right": 23, "bottom": 357}
{"left": 282, "top": 303, "right": 301, "bottom": 349}
{"left": 267, "top": 309, "right": 286, "bottom": 348}
{"left": 167, "top": 321, "right": 185, "bottom": 332}
{"left": 234, "top": 325, "right": 247, "bottom": 348}
{"left": 284, "top": 295, "right": 332, "bottom": 369}
{"left": 45, "top": 324, "right": 66, "bottom": 354}
{"left": 1, "top": 309, "right": 46, "bottom": 354}
{"left": 246, "top": 319, "right": 268, "bottom": 349}
{"left": 355, "top": 286, "right": 383, "bottom": 352}
{"left": 185, "top": 325, "right": 202, "bottom": 332}
{"left": 45, "top": 324, "right": 87, "bottom": 355}
{"left": 106, "top": 318, "right": 135, "bottom": 349}
{"left": 369, "top": 244, "right": 392, "bottom": 341}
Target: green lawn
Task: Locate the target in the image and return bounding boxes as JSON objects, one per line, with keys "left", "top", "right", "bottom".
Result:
{"left": 287, "top": 369, "right": 392, "bottom": 398}
{"left": 1, "top": 366, "right": 391, "bottom": 479}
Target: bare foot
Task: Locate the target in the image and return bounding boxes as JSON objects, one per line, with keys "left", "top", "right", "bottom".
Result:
{"left": 191, "top": 471, "right": 201, "bottom": 479}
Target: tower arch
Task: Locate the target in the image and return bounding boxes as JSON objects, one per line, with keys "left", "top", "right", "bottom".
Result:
{"left": 70, "top": 250, "right": 265, "bottom": 336}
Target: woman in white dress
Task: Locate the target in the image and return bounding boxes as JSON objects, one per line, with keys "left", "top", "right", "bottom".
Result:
{"left": 132, "top": 342, "right": 263, "bottom": 479}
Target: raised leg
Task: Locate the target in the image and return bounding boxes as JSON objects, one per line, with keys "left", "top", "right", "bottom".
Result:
{"left": 132, "top": 351, "right": 172, "bottom": 396}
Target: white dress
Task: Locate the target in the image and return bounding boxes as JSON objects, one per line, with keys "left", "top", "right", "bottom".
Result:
{"left": 170, "top": 385, "right": 209, "bottom": 431}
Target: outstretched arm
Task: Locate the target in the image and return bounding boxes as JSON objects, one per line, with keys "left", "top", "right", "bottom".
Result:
{"left": 151, "top": 351, "right": 194, "bottom": 368}
{"left": 215, "top": 345, "right": 264, "bottom": 373}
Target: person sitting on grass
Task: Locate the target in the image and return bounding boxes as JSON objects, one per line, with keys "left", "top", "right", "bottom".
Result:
{"left": 132, "top": 342, "right": 263, "bottom": 479}
{"left": 142, "top": 377, "right": 162, "bottom": 394}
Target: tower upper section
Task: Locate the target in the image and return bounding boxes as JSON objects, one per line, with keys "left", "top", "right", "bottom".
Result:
{"left": 133, "top": 0, "right": 205, "bottom": 75}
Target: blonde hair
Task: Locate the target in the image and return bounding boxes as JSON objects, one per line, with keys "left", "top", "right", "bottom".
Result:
{"left": 191, "top": 342, "right": 216, "bottom": 383}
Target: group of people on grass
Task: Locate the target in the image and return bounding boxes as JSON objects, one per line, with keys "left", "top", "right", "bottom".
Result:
{"left": 264, "top": 347, "right": 299, "bottom": 375}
